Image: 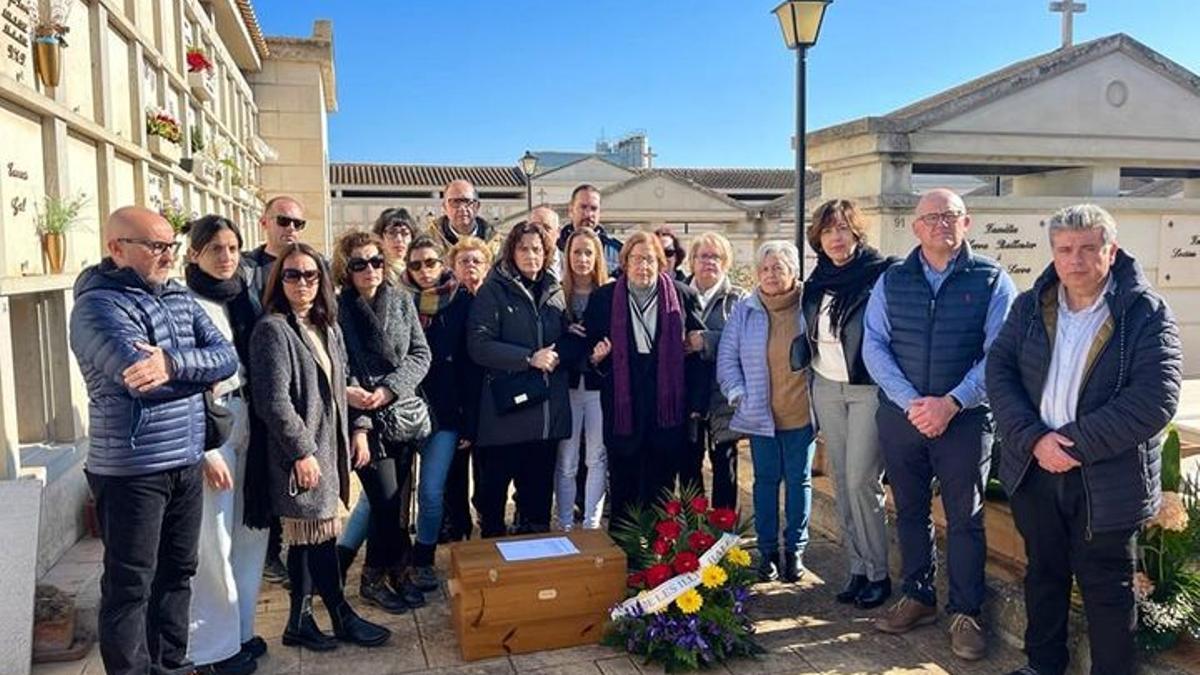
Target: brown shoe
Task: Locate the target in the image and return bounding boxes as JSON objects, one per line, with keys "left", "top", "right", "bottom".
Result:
{"left": 948, "top": 613, "right": 986, "bottom": 660}
{"left": 875, "top": 595, "right": 937, "bottom": 634}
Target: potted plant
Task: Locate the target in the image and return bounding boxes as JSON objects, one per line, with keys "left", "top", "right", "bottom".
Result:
{"left": 34, "top": 192, "right": 88, "bottom": 274}
{"left": 145, "top": 107, "right": 183, "bottom": 164}
{"left": 185, "top": 44, "right": 216, "bottom": 102}
{"left": 160, "top": 198, "right": 189, "bottom": 237}
{"left": 20, "top": 0, "right": 72, "bottom": 88}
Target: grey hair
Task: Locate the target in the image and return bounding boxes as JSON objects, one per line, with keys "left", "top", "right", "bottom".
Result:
{"left": 1047, "top": 204, "right": 1118, "bottom": 246}
{"left": 755, "top": 240, "right": 801, "bottom": 277}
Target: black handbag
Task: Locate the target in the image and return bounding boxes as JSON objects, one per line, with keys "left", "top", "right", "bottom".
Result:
{"left": 203, "top": 390, "right": 236, "bottom": 450}
{"left": 490, "top": 369, "right": 550, "bottom": 414}
{"left": 790, "top": 335, "right": 812, "bottom": 372}
{"left": 375, "top": 394, "right": 433, "bottom": 443}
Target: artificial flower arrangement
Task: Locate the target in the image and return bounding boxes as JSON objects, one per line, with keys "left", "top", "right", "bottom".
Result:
{"left": 604, "top": 487, "right": 763, "bottom": 672}
{"left": 186, "top": 45, "right": 214, "bottom": 74}
{"left": 159, "top": 197, "right": 189, "bottom": 235}
{"left": 145, "top": 107, "right": 183, "bottom": 144}
{"left": 1135, "top": 426, "right": 1200, "bottom": 651}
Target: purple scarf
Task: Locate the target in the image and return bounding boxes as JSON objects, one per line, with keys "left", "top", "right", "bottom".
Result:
{"left": 610, "top": 272, "right": 685, "bottom": 436}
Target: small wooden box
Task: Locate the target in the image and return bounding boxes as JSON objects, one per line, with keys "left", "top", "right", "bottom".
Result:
{"left": 447, "top": 530, "right": 627, "bottom": 661}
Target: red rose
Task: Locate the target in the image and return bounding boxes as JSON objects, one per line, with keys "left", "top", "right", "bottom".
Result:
{"left": 689, "top": 495, "right": 709, "bottom": 514}
{"left": 673, "top": 550, "right": 700, "bottom": 575}
{"left": 708, "top": 507, "right": 737, "bottom": 531}
{"left": 655, "top": 519, "right": 683, "bottom": 541}
{"left": 664, "top": 500, "right": 683, "bottom": 517}
{"left": 687, "top": 531, "right": 716, "bottom": 553}
{"left": 627, "top": 571, "right": 646, "bottom": 589}
{"left": 652, "top": 537, "right": 672, "bottom": 557}
{"left": 645, "top": 563, "right": 673, "bottom": 588}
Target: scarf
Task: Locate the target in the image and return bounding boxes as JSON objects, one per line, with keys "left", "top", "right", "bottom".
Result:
{"left": 610, "top": 272, "right": 685, "bottom": 436}
{"left": 340, "top": 283, "right": 401, "bottom": 382}
{"left": 184, "top": 263, "right": 260, "bottom": 365}
{"left": 412, "top": 271, "right": 459, "bottom": 329}
{"left": 801, "top": 245, "right": 892, "bottom": 337}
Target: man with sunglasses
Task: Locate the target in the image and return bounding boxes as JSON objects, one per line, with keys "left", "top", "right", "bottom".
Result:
{"left": 862, "top": 188, "right": 1016, "bottom": 660}
{"left": 70, "top": 207, "right": 239, "bottom": 675}
{"left": 429, "top": 179, "right": 497, "bottom": 251}
{"left": 244, "top": 195, "right": 310, "bottom": 302}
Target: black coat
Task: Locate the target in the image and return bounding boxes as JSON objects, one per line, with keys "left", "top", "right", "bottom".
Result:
{"left": 467, "top": 264, "right": 572, "bottom": 447}
{"left": 801, "top": 260, "right": 897, "bottom": 386}
{"left": 985, "top": 250, "right": 1182, "bottom": 534}
{"left": 581, "top": 280, "right": 708, "bottom": 456}
{"left": 421, "top": 288, "right": 478, "bottom": 436}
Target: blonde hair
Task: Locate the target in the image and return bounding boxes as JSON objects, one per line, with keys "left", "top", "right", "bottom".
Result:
{"left": 688, "top": 232, "right": 734, "bottom": 276}
{"left": 447, "top": 235, "right": 494, "bottom": 268}
{"left": 561, "top": 228, "right": 609, "bottom": 319}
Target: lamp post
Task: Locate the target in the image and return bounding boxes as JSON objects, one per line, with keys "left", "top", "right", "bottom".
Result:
{"left": 773, "top": 0, "right": 830, "bottom": 279}
{"left": 519, "top": 150, "right": 539, "bottom": 213}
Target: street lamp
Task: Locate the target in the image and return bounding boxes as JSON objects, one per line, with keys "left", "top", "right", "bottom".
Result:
{"left": 773, "top": 0, "right": 830, "bottom": 278}
{"left": 519, "top": 150, "right": 539, "bottom": 213}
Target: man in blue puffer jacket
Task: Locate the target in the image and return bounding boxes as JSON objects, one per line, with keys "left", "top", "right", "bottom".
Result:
{"left": 70, "top": 206, "right": 238, "bottom": 675}
{"left": 987, "top": 205, "right": 1181, "bottom": 675}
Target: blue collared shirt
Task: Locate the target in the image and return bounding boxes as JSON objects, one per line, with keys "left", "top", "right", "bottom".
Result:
{"left": 862, "top": 248, "right": 1017, "bottom": 411}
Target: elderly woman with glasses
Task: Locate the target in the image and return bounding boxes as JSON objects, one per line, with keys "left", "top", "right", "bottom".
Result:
{"left": 718, "top": 240, "right": 814, "bottom": 584}
{"left": 250, "top": 243, "right": 391, "bottom": 650}
{"left": 332, "top": 231, "right": 431, "bottom": 615}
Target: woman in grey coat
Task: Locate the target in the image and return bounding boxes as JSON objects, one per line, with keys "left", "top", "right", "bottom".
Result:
{"left": 333, "top": 231, "right": 431, "bottom": 614}
{"left": 249, "top": 243, "right": 390, "bottom": 652}
{"left": 681, "top": 232, "right": 746, "bottom": 509}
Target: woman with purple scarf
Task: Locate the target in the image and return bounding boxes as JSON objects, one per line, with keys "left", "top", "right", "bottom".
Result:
{"left": 582, "top": 231, "right": 708, "bottom": 533}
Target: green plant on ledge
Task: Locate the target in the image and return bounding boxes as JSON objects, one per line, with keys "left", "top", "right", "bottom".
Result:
{"left": 34, "top": 192, "right": 89, "bottom": 235}
{"left": 160, "top": 198, "right": 189, "bottom": 235}
{"left": 190, "top": 126, "right": 205, "bottom": 154}
{"left": 220, "top": 156, "right": 242, "bottom": 187}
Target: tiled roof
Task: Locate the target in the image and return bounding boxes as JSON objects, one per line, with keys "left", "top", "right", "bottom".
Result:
{"left": 654, "top": 168, "right": 795, "bottom": 191}
{"left": 330, "top": 163, "right": 527, "bottom": 188}
{"left": 235, "top": 0, "right": 270, "bottom": 59}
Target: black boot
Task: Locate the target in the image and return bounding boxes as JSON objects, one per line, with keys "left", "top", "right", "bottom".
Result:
{"left": 389, "top": 567, "right": 427, "bottom": 608}
{"left": 757, "top": 551, "right": 780, "bottom": 582}
{"left": 836, "top": 574, "right": 868, "bottom": 604}
{"left": 411, "top": 543, "right": 439, "bottom": 592}
{"left": 282, "top": 596, "right": 338, "bottom": 652}
{"left": 359, "top": 567, "right": 409, "bottom": 614}
{"left": 337, "top": 545, "right": 357, "bottom": 586}
{"left": 782, "top": 552, "right": 806, "bottom": 583}
{"left": 329, "top": 601, "right": 391, "bottom": 647}
{"left": 855, "top": 577, "right": 892, "bottom": 610}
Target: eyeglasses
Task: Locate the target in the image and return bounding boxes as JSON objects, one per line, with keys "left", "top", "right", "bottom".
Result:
{"left": 447, "top": 197, "right": 479, "bottom": 209}
{"left": 118, "top": 238, "right": 181, "bottom": 257}
{"left": 383, "top": 227, "right": 412, "bottom": 241}
{"left": 628, "top": 254, "right": 658, "bottom": 267}
{"left": 407, "top": 258, "right": 442, "bottom": 272}
{"left": 348, "top": 255, "right": 386, "bottom": 273}
{"left": 274, "top": 215, "right": 307, "bottom": 231}
{"left": 281, "top": 268, "right": 320, "bottom": 285}
{"left": 455, "top": 254, "right": 486, "bottom": 267}
{"left": 917, "top": 211, "right": 964, "bottom": 227}
{"left": 696, "top": 252, "right": 723, "bottom": 263}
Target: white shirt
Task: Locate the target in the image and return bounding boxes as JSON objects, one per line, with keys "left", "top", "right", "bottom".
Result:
{"left": 193, "top": 294, "right": 244, "bottom": 397}
{"left": 692, "top": 277, "right": 722, "bottom": 312}
{"left": 811, "top": 292, "right": 850, "bottom": 383}
{"left": 1039, "top": 276, "right": 1113, "bottom": 429}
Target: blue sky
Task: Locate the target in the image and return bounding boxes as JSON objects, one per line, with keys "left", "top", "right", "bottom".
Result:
{"left": 252, "top": 1, "right": 1198, "bottom": 169}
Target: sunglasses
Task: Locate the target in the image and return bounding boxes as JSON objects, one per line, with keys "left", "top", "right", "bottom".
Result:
{"left": 281, "top": 268, "right": 320, "bottom": 285}
{"left": 348, "top": 255, "right": 386, "bottom": 273}
{"left": 274, "top": 215, "right": 307, "bottom": 230}
{"left": 407, "top": 257, "right": 442, "bottom": 272}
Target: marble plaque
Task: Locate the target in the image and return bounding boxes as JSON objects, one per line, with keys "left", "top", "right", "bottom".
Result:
{"left": 1, "top": 0, "right": 32, "bottom": 85}
{"left": 1157, "top": 216, "right": 1200, "bottom": 287}
{"left": 966, "top": 214, "right": 1050, "bottom": 289}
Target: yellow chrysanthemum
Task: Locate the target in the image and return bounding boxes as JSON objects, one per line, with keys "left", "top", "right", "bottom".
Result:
{"left": 676, "top": 588, "right": 703, "bottom": 614}
{"left": 700, "top": 565, "right": 728, "bottom": 589}
{"left": 725, "top": 547, "right": 751, "bottom": 567}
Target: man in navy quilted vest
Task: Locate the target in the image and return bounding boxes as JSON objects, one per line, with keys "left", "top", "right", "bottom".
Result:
{"left": 862, "top": 188, "right": 1017, "bottom": 660}
{"left": 70, "top": 206, "right": 239, "bottom": 675}
{"left": 987, "top": 205, "right": 1181, "bottom": 675}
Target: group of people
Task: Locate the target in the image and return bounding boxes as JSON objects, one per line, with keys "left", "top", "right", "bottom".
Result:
{"left": 70, "top": 176, "right": 1180, "bottom": 675}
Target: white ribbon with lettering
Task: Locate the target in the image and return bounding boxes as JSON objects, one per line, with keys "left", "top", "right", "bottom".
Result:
{"left": 610, "top": 533, "right": 741, "bottom": 620}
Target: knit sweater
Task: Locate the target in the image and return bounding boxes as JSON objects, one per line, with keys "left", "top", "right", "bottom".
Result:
{"left": 761, "top": 287, "right": 810, "bottom": 430}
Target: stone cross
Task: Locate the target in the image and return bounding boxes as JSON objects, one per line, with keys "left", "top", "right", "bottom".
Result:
{"left": 1050, "top": 1, "right": 1087, "bottom": 48}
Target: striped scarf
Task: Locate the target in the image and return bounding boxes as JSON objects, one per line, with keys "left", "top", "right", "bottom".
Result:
{"left": 412, "top": 271, "right": 459, "bottom": 329}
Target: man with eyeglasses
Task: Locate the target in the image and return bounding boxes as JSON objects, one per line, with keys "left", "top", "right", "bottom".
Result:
{"left": 556, "top": 184, "right": 623, "bottom": 276}
{"left": 244, "top": 195, "right": 310, "bottom": 302}
{"left": 70, "top": 206, "right": 239, "bottom": 675}
{"left": 862, "top": 188, "right": 1016, "bottom": 660}
{"left": 429, "top": 180, "right": 497, "bottom": 251}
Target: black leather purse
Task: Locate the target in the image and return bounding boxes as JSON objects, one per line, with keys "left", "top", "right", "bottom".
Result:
{"left": 490, "top": 369, "right": 550, "bottom": 414}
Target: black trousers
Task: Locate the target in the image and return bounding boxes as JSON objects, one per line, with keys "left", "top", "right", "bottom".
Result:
{"left": 677, "top": 418, "right": 706, "bottom": 496}
{"left": 86, "top": 463, "right": 204, "bottom": 675}
{"left": 676, "top": 421, "right": 739, "bottom": 510}
{"left": 608, "top": 439, "right": 680, "bottom": 533}
{"left": 357, "top": 436, "right": 415, "bottom": 570}
{"left": 477, "top": 440, "right": 557, "bottom": 538}
{"left": 1010, "top": 466, "right": 1138, "bottom": 675}
{"left": 287, "top": 539, "right": 345, "bottom": 615}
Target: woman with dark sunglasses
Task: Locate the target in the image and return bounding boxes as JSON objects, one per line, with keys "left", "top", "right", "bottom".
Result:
{"left": 250, "top": 243, "right": 390, "bottom": 651}
{"left": 331, "top": 231, "right": 431, "bottom": 614}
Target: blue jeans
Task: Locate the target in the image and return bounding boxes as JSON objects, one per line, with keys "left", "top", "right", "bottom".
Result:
{"left": 416, "top": 430, "right": 459, "bottom": 546}
{"left": 749, "top": 426, "right": 815, "bottom": 558}
{"left": 338, "top": 494, "right": 371, "bottom": 553}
